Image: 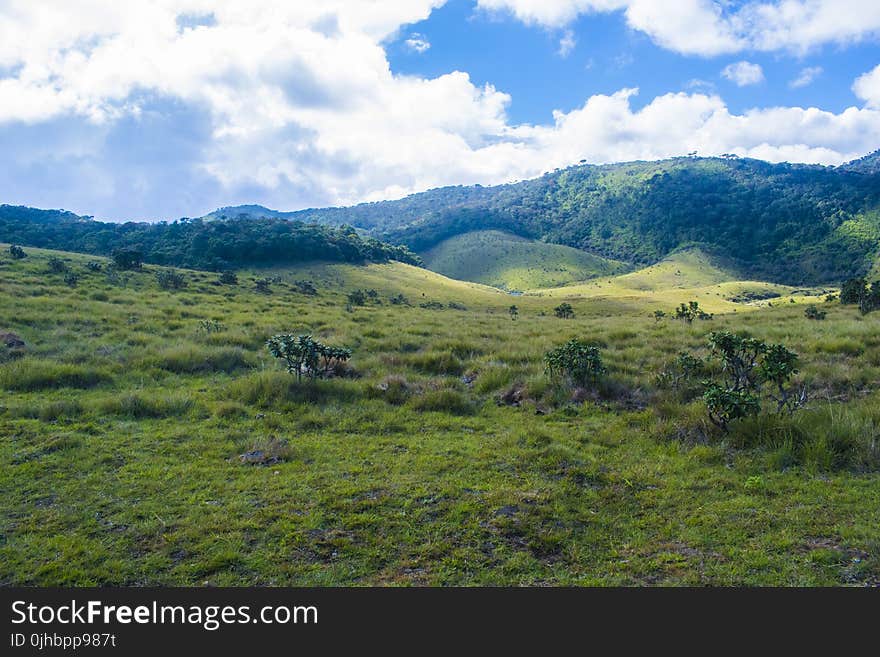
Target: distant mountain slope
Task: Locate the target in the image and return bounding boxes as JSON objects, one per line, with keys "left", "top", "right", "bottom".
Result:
{"left": 0, "top": 209, "right": 421, "bottom": 270}
{"left": 277, "top": 154, "right": 880, "bottom": 286}
{"left": 421, "top": 229, "right": 628, "bottom": 290}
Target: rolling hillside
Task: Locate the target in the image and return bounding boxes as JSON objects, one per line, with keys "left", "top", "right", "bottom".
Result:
{"left": 421, "top": 230, "right": 628, "bottom": 290}
{"left": 281, "top": 152, "right": 880, "bottom": 286}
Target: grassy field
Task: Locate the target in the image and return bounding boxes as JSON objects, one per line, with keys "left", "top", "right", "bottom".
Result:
{"left": 1, "top": 244, "right": 879, "bottom": 586}
{"left": 421, "top": 230, "right": 628, "bottom": 290}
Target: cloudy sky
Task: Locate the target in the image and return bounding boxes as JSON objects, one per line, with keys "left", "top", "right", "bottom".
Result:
{"left": 1, "top": 0, "right": 880, "bottom": 221}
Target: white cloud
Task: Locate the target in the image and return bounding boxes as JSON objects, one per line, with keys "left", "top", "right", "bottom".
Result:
{"left": 0, "top": 1, "right": 879, "bottom": 221}
{"left": 558, "top": 29, "right": 576, "bottom": 57}
{"left": 405, "top": 33, "right": 431, "bottom": 54}
{"left": 854, "top": 64, "right": 880, "bottom": 108}
{"left": 477, "top": 1, "right": 880, "bottom": 56}
{"left": 790, "top": 66, "right": 823, "bottom": 89}
{"left": 721, "top": 61, "right": 764, "bottom": 86}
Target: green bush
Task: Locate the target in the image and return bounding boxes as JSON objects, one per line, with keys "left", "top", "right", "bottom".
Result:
{"left": 553, "top": 302, "right": 574, "bottom": 319}
{"left": 544, "top": 339, "right": 605, "bottom": 388}
{"left": 266, "top": 334, "right": 352, "bottom": 382}
{"left": 156, "top": 269, "right": 187, "bottom": 290}
{"left": 9, "top": 244, "right": 26, "bottom": 259}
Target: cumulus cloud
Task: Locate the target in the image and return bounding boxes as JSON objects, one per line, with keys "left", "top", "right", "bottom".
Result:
{"left": 790, "top": 66, "right": 823, "bottom": 88}
{"left": 854, "top": 64, "right": 880, "bottom": 108}
{"left": 0, "top": 0, "right": 879, "bottom": 221}
{"left": 721, "top": 61, "right": 764, "bottom": 86}
{"left": 477, "top": 0, "right": 880, "bottom": 56}
{"left": 405, "top": 33, "right": 431, "bottom": 54}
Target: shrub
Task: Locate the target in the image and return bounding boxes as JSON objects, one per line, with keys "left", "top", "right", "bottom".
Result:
{"left": 447, "top": 301, "right": 467, "bottom": 311}
{"left": 653, "top": 310, "right": 666, "bottom": 321}
{"left": 419, "top": 300, "right": 444, "bottom": 310}
{"left": 674, "top": 300, "right": 712, "bottom": 323}
{"left": 156, "top": 269, "right": 187, "bottom": 290}
{"left": 348, "top": 289, "right": 367, "bottom": 306}
{"left": 255, "top": 278, "right": 272, "bottom": 294}
{"left": 218, "top": 271, "right": 238, "bottom": 285}
{"left": 685, "top": 331, "right": 807, "bottom": 431}
{"left": 293, "top": 279, "right": 318, "bottom": 295}
{"left": 840, "top": 277, "right": 880, "bottom": 314}
{"left": 9, "top": 244, "right": 26, "bottom": 259}
{"left": 47, "top": 257, "right": 67, "bottom": 273}
{"left": 389, "top": 293, "right": 410, "bottom": 306}
{"left": 63, "top": 272, "right": 79, "bottom": 287}
{"left": 509, "top": 305, "right": 519, "bottom": 320}
{"left": 85, "top": 261, "right": 103, "bottom": 272}
{"left": 112, "top": 249, "right": 142, "bottom": 270}
{"left": 804, "top": 304, "right": 826, "bottom": 320}
{"left": 554, "top": 302, "right": 574, "bottom": 319}
{"left": 544, "top": 339, "right": 605, "bottom": 388}
{"left": 199, "top": 319, "right": 225, "bottom": 334}
{"left": 266, "top": 334, "right": 352, "bottom": 382}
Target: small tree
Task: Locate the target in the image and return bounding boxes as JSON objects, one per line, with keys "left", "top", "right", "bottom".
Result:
{"left": 267, "top": 334, "right": 351, "bottom": 382}
{"left": 9, "top": 245, "right": 26, "bottom": 259}
{"left": 674, "top": 300, "right": 712, "bottom": 323}
{"left": 218, "top": 271, "right": 238, "bottom": 285}
{"left": 389, "top": 293, "right": 409, "bottom": 306}
{"left": 653, "top": 310, "right": 666, "bottom": 322}
{"left": 508, "top": 305, "right": 519, "bottom": 320}
{"left": 255, "top": 278, "right": 272, "bottom": 294}
{"left": 112, "top": 249, "right": 143, "bottom": 270}
{"left": 63, "top": 272, "right": 79, "bottom": 287}
{"left": 554, "top": 302, "right": 574, "bottom": 319}
{"left": 86, "top": 261, "right": 103, "bottom": 272}
{"left": 545, "top": 339, "right": 605, "bottom": 388}
{"left": 348, "top": 289, "right": 367, "bottom": 306}
{"left": 759, "top": 343, "right": 806, "bottom": 414}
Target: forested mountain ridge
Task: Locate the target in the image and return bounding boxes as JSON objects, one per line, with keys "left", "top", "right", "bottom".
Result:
{"left": 0, "top": 206, "right": 421, "bottom": 270}
{"left": 278, "top": 153, "right": 880, "bottom": 285}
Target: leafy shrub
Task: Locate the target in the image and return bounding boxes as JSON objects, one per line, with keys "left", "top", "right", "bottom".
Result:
{"left": 804, "top": 304, "right": 826, "bottom": 320}
{"left": 652, "top": 310, "right": 666, "bottom": 321}
{"left": 655, "top": 352, "right": 706, "bottom": 395}
{"left": 690, "top": 331, "right": 806, "bottom": 431}
{"left": 156, "top": 269, "right": 187, "bottom": 290}
{"left": 544, "top": 339, "right": 605, "bottom": 388}
{"left": 85, "top": 261, "right": 103, "bottom": 272}
{"left": 347, "top": 289, "right": 367, "bottom": 306}
{"left": 255, "top": 278, "right": 272, "bottom": 294}
{"left": 218, "top": 270, "right": 238, "bottom": 285}
{"left": 63, "top": 272, "right": 79, "bottom": 287}
{"left": 419, "top": 300, "right": 444, "bottom": 310}
{"left": 47, "top": 257, "right": 67, "bottom": 273}
{"left": 674, "top": 300, "right": 712, "bottom": 323}
{"left": 9, "top": 244, "right": 26, "bottom": 259}
{"left": 293, "top": 279, "right": 318, "bottom": 295}
{"left": 389, "top": 293, "right": 410, "bottom": 305}
{"left": 112, "top": 249, "right": 142, "bottom": 270}
{"left": 554, "top": 302, "right": 574, "bottom": 319}
{"left": 266, "top": 334, "right": 352, "bottom": 382}
{"left": 199, "top": 319, "right": 225, "bottom": 334}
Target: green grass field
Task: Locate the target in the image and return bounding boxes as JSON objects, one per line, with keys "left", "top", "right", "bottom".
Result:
{"left": 421, "top": 230, "right": 628, "bottom": 290}
{"left": 1, "top": 244, "right": 879, "bottom": 586}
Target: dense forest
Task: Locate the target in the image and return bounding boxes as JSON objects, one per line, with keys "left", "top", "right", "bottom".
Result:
{"left": 0, "top": 207, "right": 421, "bottom": 270}
{"left": 277, "top": 152, "right": 880, "bottom": 285}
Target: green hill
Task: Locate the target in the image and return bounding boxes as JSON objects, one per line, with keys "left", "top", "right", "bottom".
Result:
{"left": 421, "top": 230, "right": 627, "bottom": 290}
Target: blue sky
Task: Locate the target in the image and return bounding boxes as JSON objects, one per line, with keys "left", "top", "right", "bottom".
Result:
{"left": 1, "top": 1, "right": 879, "bottom": 221}
{"left": 389, "top": 0, "right": 880, "bottom": 121}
